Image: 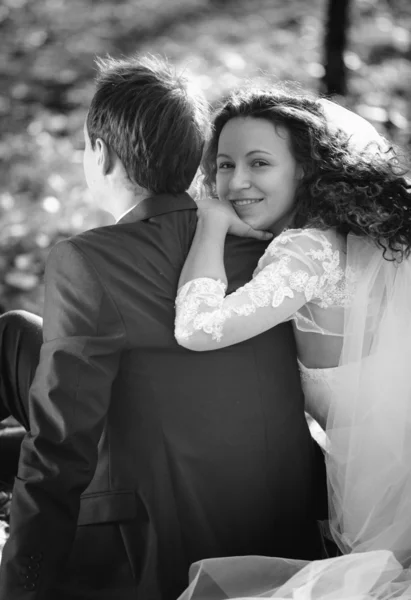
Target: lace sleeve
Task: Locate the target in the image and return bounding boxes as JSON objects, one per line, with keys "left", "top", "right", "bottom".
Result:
{"left": 175, "top": 228, "right": 344, "bottom": 351}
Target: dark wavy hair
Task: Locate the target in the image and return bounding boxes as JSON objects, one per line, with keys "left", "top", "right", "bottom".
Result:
{"left": 201, "top": 86, "right": 411, "bottom": 261}
{"left": 86, "top": 54, "right": 210, "bottom": 194}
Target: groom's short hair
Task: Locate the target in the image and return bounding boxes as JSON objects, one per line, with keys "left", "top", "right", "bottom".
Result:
{"left": 86, "top": 55, "right": 210, "bottom": 194}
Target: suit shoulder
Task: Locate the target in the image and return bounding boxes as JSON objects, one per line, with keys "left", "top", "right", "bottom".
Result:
{"left": 57, "top": 224, "right": 140, "bottom": 261}
{"left": 66, "top": 223, "right": 122, "bottom": 247}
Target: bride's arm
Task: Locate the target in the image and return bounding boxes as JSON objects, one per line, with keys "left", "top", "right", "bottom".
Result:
{"left": 179, "top": 195, "right": 272, "bottom": 290}
{"left": 178, "top": 214, "right": 229, "bottom": 291}
{"left": 175, "top": 228, "right": 336, "bottom": 352}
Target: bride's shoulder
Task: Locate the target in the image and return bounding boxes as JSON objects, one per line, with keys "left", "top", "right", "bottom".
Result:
{"left": 254, "top": 227, "right": 345, "bottom": 275}
{"left": 265, "top": 227, "right": 341, "bottom": 257}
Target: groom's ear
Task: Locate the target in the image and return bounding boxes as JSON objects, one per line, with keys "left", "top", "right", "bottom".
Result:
{"left": 95, "top": 138, "right": 113, "bottom": 176}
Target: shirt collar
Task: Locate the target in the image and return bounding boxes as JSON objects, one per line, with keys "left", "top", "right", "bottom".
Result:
{"left": 116, "top": 192, "right": 197, "bottom": 224}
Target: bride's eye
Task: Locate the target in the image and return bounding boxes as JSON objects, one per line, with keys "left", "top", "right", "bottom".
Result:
{"left": 217, "top": 162, "right": 233, "bottom": 170}
{"left": 252, "top": 160, "right": 269, "bottom": 167}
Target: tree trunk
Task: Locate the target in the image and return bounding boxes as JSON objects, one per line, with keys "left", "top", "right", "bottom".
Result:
{"left": 322, "top": 0, "right": 352, "bottom": 96}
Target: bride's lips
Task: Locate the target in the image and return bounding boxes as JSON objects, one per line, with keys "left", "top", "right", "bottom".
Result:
{"left": 230, "top": 198, "right": 264, "bottom": 207}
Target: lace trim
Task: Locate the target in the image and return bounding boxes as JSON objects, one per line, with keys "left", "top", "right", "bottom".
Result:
{"left": 261, "top": 229, "right": 350, "bottom": 309}
{"left": 175, "top": 229, "right": 353, "bottom": 343}
{"left": 175, "top": 277, "right": 227, "bottom": 341}
{"left": 297, "top": 359, "right": 339, "bottom": 383}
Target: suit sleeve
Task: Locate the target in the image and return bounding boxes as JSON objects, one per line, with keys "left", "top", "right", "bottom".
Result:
{"left": 0, "top": 239, "right": 127, "bottom": 598}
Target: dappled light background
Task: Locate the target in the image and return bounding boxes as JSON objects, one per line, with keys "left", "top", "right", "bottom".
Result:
{"left": 0, "top": 0, "right": 410, "bottom": 314}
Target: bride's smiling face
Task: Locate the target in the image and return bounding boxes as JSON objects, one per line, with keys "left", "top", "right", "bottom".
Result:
{"left": 215, "top": 117, "right": 302, "bottom": 234}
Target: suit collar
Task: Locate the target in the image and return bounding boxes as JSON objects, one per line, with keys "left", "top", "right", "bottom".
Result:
{"left": 116, "top": 192, "right": 197, "bottom": 224}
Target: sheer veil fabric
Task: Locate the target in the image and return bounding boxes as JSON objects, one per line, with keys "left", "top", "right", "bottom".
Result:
{"left": 326, "top": 234, "right": 411, "bottom": 566}
{"left": 176, "top": 102, "right": 411, "bottom": 599}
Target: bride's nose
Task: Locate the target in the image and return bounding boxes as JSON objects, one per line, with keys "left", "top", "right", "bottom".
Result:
{"left": 228, "top": 165, "right": 251, "bottom": 192}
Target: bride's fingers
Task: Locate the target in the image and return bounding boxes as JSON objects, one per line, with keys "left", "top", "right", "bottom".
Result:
{"left": 243, "top": 227, "right": 273, "bottom": 241}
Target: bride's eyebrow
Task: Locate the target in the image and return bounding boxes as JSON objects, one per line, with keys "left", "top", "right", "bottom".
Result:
{"left": 216, "top": 150, "right": 272, "bottom": 159}
{"left": 245, "top": 150, "right": 272, "bottom": 157}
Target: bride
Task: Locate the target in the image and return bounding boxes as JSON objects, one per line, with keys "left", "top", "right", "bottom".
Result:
{"left": 174, "top": 86, "right": 411, "bottom": 598}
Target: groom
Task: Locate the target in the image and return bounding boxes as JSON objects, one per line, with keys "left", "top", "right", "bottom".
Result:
{"left": 0, "top": 55, "right": 326, "bottom": 599}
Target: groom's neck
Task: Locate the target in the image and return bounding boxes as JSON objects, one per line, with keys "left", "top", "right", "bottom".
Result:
{"left": 106, "top": 185, "right": 150, "bottom": 222}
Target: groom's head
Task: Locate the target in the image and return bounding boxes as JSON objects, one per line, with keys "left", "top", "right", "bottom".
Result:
{"left": 83, "top": 54, "right": 209, "bottom": 208}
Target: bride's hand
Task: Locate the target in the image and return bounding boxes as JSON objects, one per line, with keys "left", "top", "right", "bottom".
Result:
{"left": 196, "top": 192, "right": 273, "bottom": 242}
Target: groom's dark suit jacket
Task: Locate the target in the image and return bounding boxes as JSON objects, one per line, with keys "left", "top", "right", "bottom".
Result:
{"left": 0, "top": 193, "right": 325, "bottom": 600}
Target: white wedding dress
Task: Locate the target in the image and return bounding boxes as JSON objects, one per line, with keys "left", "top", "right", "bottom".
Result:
{"left": 175, "top": 227, "right": 411, "bottom": 599}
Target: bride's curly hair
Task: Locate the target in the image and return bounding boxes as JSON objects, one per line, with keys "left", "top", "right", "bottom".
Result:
{"left": 201, "top": 86, "right": 411, "bottom": 261}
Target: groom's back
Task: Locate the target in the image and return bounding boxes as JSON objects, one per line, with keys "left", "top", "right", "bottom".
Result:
{"left": 64, "top": 199, "right": 323, "bottom": 599}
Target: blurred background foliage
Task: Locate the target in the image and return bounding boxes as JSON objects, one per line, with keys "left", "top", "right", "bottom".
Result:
{"left": 0, "top": 0, "right": 410, "bottom": 315}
